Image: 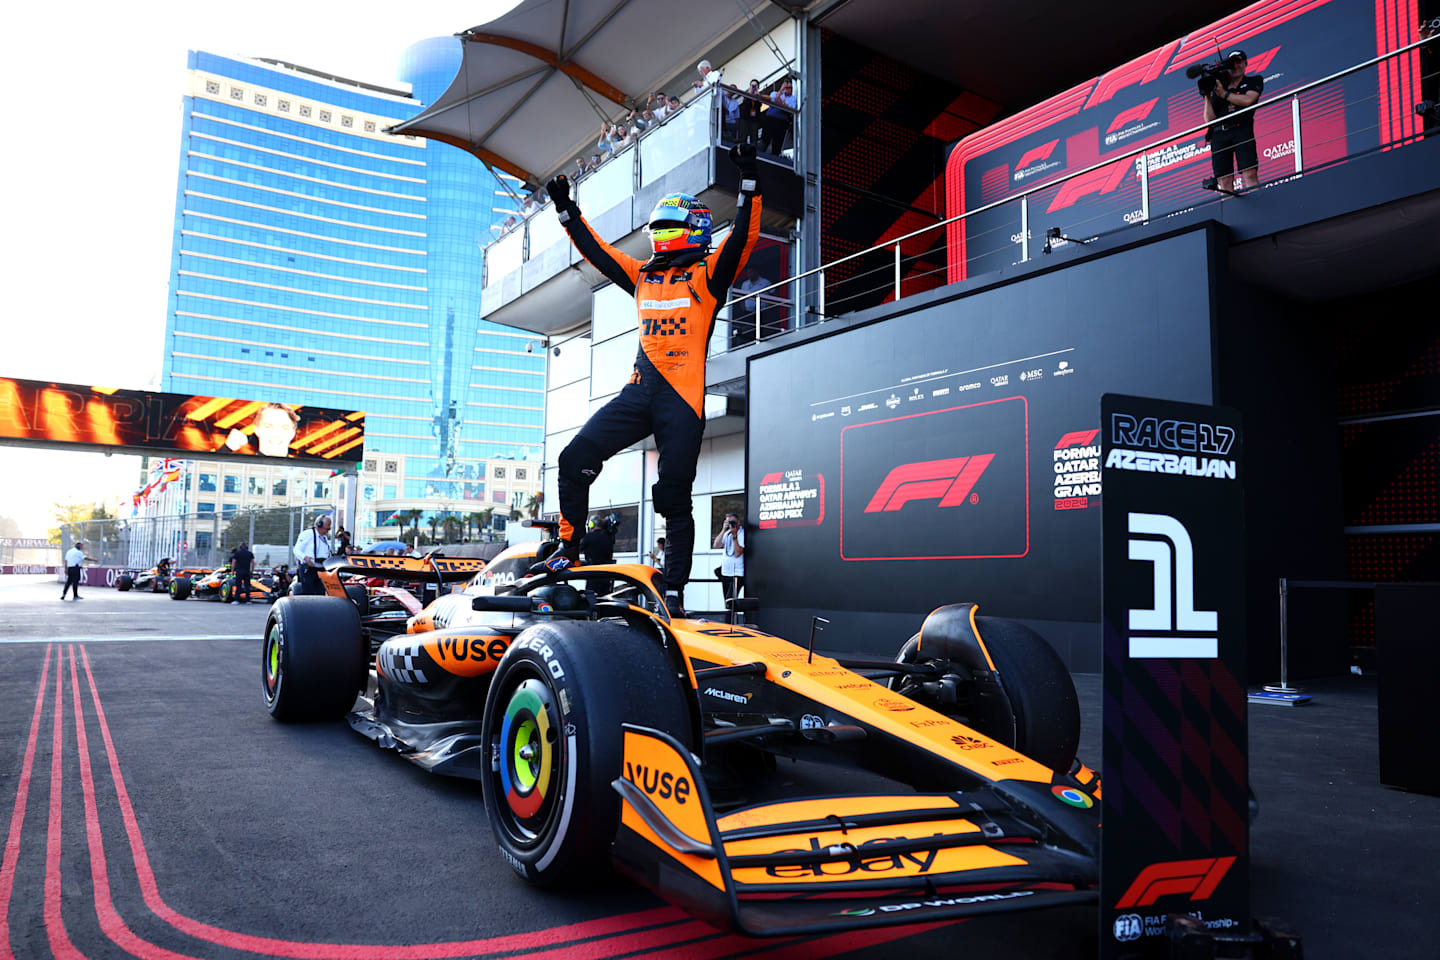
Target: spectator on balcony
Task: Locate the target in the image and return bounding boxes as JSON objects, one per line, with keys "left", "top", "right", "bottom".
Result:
{"left": 668, "top": 95, "right": 682, "bottom": 116}
{"left": 596, "top": 121, "right": 616, "bottom": 160}
{"left": 611, "top": 122, "right": 630, "bottom": 151}
{"left": 736, "top": 79, "right": 764, "bottom": 146}
{"left": 692, "top": 60, "right": 721, "bottom": 91}
{"left": 629, "top": 107, "right": 653, "bottom": 136}
{"left": 500, "top": 214, "right": 518, "bottom": 234}
{"left": 589, "top": 153, "right": 602, "bottom": 171}
{"left": 652, "top": 92, "right": 670, "bottom": 121}
{"left": 762, "top": 78, "right": 798, "bottom": 155}
{"left": 574, "top": 156, "right": 590, "bottom": 180}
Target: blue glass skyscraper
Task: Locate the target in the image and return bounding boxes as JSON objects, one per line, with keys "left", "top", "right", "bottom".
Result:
{"left": 161, "top": 45, "right": 544, "bottom": 533}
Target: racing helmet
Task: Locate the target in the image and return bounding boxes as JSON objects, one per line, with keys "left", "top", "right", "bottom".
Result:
{"left": 530, "top": 583, "right": 588, "bottom": 616}
{"left": 647, "top": 194, "right": 711, "bottom": 254}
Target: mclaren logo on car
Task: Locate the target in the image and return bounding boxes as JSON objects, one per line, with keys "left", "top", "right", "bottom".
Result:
{"left": 703, "top": 687, "right": 752, "bottom": 705}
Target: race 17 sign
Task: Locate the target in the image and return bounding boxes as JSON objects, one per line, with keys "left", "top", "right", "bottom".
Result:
{"left": 1100, "top": 395, "right": 1248, "bottom": 958}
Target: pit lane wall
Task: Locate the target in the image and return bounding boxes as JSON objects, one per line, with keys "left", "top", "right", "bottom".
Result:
{"left": 745, "top": 223, "right": 1344, "bottom": 674}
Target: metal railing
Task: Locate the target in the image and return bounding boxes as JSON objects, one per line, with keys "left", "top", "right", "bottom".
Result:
{"left": 61, "top": 503, "right": 334, "bottom": 572}
{"left": 718, "top": 34, "right": 1437, "bottom": 350}
{"left": 484, "top": 83, "right": 799, "bottom": 288}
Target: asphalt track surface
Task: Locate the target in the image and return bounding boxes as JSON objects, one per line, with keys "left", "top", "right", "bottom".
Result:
{"left": 0, "top": 576, "right": 1097, "bottom": 959}
{"left": 3, "top": 575, "right": 1437, "bottom": 958}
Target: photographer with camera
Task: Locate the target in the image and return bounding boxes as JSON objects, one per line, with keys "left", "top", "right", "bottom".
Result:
{"left": 712, "top": 511, "right": 746, "bottom": 602}
{"left": 1200, "top": 50, "right": 1264, "bottom": 193}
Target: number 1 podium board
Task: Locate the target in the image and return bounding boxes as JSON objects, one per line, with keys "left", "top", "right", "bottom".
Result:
{"left": 1100, "top": 395, "right": 1248, "bottom": 957}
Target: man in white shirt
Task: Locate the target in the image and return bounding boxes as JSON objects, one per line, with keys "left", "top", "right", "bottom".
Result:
{"left": 693, "top": 60, "right": 721, "bottom": 90}
{"left": 292, "top": 515, "right": 334, "bottom": 595}
{"left": 712, "top": 512, "right": 746, "bottom": 602}
{"left": 61, "top": 540, "right": 95, "bottom": 600}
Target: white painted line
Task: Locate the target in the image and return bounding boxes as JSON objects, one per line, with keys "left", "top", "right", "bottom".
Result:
{"left": 0, "top": 635, "right": 255, "bottom": 645}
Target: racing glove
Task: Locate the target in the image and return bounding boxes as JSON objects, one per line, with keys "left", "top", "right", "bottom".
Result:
{"left": 729, "top": 142, "right": 759, "bottom": 195}
{"left": 546, "top": 174, "right": 580, "bottom": 222}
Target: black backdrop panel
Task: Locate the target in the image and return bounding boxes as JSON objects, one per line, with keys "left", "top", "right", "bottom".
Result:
{"left": 747, "top": 229, "right": 1217, "bottom": 654}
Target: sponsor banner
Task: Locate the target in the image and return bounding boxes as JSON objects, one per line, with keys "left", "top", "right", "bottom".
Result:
{"left": 947, "top": 0, "right": 1425, "bottom": 282}
{"left": 839, "top": 397, "right": 1028, "bottom": 561}
{"left": 0, "top": 538, "right": 54, "bottom": 549}
{"left": 2, "top": 565, "right": 61, "bottom": 575}
{"left": 0, "top": 377, "right": 365, "bottom": 463}
{"left": 1100, "top": 394, "right": 1247, "bottom": 957}
{"left": 757, "top": 468, "right": 826, "bottom": 529}
{"left": 53, "top": 566, "right": 133, "bottom": 588}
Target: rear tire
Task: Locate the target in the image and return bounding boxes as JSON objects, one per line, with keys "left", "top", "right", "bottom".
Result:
{"left": 481, "top": 620, "right": 693, "bottom": 888}
{"left": 169, "top": 577, "right": 192, "bottom": 600}
{"left": 116, "top": 575, "right": 133, "bottom": 592}
{"left": 220, "top": 578, "right": 235, "bottom": 603}
{"left": 262, "top": 596, "right": 366, "bottom": 722}
{"left": 343, "top": 583, "right": 370, "bottom": 617}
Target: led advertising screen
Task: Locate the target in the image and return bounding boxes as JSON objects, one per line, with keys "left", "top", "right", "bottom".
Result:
{"left": 945, "top": 0, "right": 1425, "bottom": 283}
{"left": 746, "top": 229, "right": 1217, "bottom": 654}
{"left": 0, "top": 378, "right": 365, "bottom": 464}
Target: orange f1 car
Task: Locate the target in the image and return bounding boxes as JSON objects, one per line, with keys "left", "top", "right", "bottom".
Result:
{"left": 261, "top": 533, "right": 1098, "bottom": 937}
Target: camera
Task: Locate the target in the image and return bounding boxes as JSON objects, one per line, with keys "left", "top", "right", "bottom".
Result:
{"left": 1185, "top": 59, "right": 1232, "bottom": 96}
{"left": 1417, "top": 101, "right": 1440, "bottom": 124}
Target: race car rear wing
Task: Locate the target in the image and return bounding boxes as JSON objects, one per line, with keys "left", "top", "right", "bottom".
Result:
{"left": 610, "top": 724, "right": 1096, "bottom": 937}
{"left": 324, "top": 554, "right": 486, "bottom": 583}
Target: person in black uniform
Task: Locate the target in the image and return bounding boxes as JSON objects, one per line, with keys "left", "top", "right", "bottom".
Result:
{"left": 530, "top": 144, "right": 762, "bottom": 617}
{"left": 230, "top": 541, "right": 254, "bottom": 602}
{"left": 1204, "top": 50, "right": 1264, "bottom": 193}
{"left": 580, "top": 513, "right": 619, "bottom": 597}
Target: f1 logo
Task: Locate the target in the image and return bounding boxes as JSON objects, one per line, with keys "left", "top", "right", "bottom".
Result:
{"left": 1127, "top": 512, "right": 1217, "bottom": 658}
{"left": 1115, "top": 856, "right": 1236, "bottom": 908}
{"left": 864, "top": 455, "right": 995, "bottom": 513}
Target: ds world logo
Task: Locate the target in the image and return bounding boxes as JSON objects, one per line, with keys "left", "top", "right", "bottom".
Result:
{"left": 1127, "top": 512, "right": 1218, "bottom": 659}
{"left": 864, "top": 456, "right": 995, "bottom": 513}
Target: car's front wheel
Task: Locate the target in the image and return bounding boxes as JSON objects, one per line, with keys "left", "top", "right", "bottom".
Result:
{"left": 262, "top": 597, "right": 366, "bottom": 722}
{"left": 116, "top": 574, "right": 133, "bottom": 592}
{"left": 169, "top": 577, "right": 192, "bottom": 601}
{"left": 481, "top": 620, "right": 693, "bottom": 888}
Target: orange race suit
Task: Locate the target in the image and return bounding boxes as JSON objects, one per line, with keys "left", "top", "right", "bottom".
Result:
{"left": 549, "top": 172, "right": 762, "bottom": 603}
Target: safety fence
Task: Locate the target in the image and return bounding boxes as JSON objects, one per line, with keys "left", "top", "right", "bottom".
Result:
{"left": 718, "top": 34, "right": 1438, "bottom": 349}
{"left": 60, "top": 503, "right": 334, "bottom": 573}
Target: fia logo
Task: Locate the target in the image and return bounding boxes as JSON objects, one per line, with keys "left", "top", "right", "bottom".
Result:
{"left": 1113, "top": 914, "right": 1142, "bottom": 942}
{"left": 1127, "top": 512, "right": 1217, "bottom": 658}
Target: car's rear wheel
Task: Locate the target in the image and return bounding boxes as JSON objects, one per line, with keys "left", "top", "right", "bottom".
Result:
{"left": 893, "top": 616, "right": 1079, "bottom": 773}
{"left": 169, "top": 577, "right": 192, "bottom": 601}
{"left": 116, "top": 574, "right": 133, "bottom": 592}
{"left": 481, "top": 620, "right": 693, "bottom": 888}
{"left": 343, "top": 583, "right": 370, "bottom": 617}
{"left": 262, "top": 597, "right": 366, "bottom": 722}
{"left": 220, "top": 578, "right": 235, "bottom": 603}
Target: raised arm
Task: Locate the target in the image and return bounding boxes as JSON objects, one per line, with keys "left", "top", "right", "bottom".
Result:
{"left": 708, "top": 144, "right": 763, "bottom": 297}
{"left": 547, "top": 175, "right": 643, "bottom": 295}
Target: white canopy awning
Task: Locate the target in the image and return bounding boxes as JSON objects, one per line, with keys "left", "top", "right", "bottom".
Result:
{"left": 390, "top": 0, "right": 772, "bottom": 183}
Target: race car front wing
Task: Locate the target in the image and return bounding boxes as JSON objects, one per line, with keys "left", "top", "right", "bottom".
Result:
{"left": 610, "top": 724, "right": 1097, "bottom": 937}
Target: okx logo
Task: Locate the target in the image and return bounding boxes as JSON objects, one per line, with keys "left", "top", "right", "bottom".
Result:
{"left": 1115, "top": 856, "right": 1236, "bottom": 908}
{"left": 863, "top": 455, "right": 995, "bottom": 513}
{"left": 1126, "top": 512, "right": 1217, "bottom": 658}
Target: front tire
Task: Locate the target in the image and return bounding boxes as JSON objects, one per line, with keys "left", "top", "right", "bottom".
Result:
{"left": 262, "top": 597, "right": 366, "bottom": 722}
{"left": 481, "top": 620, "right": 693, "bottom": 888}
{"left": 220, "top": 578, "right": 235, "bottom": 603}
{"left": 116, "top": 575, "right": 133, "bottom": 592}
{"left": 169, "top": 576, "right": 192, "bottom": 600}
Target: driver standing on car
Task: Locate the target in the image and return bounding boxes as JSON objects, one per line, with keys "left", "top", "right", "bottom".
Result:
{"left": 531, "top": 144, "right": 762, "bottom": 617}
{"left": 291, "top": 515, "right": 333, "bottom": 596}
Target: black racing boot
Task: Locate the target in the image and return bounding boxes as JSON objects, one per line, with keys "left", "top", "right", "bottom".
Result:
{"left": 527, "top": 539, "right": 580, "bottom": 576}
{"left": 663, "top": 587, "right": 685, "bottom": 619}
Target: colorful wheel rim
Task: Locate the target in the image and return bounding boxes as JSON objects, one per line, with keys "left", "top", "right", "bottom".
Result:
{"left": 496, "top": 677, "right": 558, "bottom": 837}
{"left": 1051, "top": 784, "right": 1094, "bottom": 809}
{"left": 221, "top": 582, "right": 232, "bottom": 602}
{"left": 264, "top": 625, "right": 282, "bottom": 698}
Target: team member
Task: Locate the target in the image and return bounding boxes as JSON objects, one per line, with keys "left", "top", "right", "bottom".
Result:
{"left": 534, "top": 144, "right": 762, "bottom": 615}
{"left": 230, "top": 541, "right": 255, "bottom": 602}
{"left": 60, "top": 540, "right": 95, "bottom": 600}
{"left": 292, "top": 515, "right": 333, "bottom": 596}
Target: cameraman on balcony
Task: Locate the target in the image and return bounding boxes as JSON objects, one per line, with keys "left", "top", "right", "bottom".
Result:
{"left": 1204, "top": 49, "right": 1264, "bottom": 193}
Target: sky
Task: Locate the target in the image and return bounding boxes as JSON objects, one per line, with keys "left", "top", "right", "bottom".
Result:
{"left": 0, "top": 0, "right": 524, "bottom": 537}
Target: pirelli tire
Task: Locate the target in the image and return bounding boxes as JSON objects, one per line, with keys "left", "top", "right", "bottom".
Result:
{"left": 343, "top": 583, "right": 370, "bottom": 617}
{"left": 481, "top": 619, "right": 693, "bottom": 888}
{"left": 220, "top": 578, "right": 236, "bottom": 603}
{"left": 894, "top": 616, "right": 1080, "bottom": 773}
{"left": 116, "top": 574, "right": 133, "bottom": 592}
{"left": 169, "top": 576, "right": 192, "bottom": 601}
{"left": 262, "top": 596, "right": 367, "bottom": 723}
